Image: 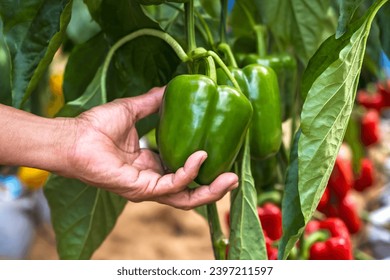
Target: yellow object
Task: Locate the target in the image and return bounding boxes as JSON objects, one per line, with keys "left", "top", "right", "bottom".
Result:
{"left": 17, "top": 167, "right": 50, "bottom": 190}
{"left": 47, "top": 73, "right": 65, "bottom": 117}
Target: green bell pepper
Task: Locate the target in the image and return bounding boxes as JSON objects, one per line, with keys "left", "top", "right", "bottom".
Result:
{"left": 241, "top": 53, "right": 297, "bottom": 121}
{"left": 157, "top": 74, "right": 253, "bottom": 185}
{"left": 217, "top": 64, "right": 282, "bottom": 159}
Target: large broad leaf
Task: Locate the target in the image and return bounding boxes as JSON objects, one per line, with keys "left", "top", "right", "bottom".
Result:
{"left": 0, "top": 0, "right": 73, "bottom": 108}
{"left": 230, "top": 0, "right": 263, "bottom": 39}
{"left": 44, "top": 175, "right": 127, "bottom": 259}
{"left": 278, "top": 0, "right": 389, "bottom": 260}
{"left": 63, "top": 33, "right": 108, "bottom": 103}
{"left": 0, "top": 19, "right": 12, "bottom": 106}
{"left": 376, "top": 1, "right": 390, "bottom": 58}
{"left": 228, "top": 136, "right": 267, "bottom": 260}
{"left": 258, "top": 0, "right": 332, "bottom": 65}
{"left": 336, "top": 0, "right": 365, "bottom": 38}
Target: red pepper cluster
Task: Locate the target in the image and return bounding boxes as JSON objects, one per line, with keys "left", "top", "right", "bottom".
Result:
{"left": 356, "top": 81, "right": 388, "bottom": 147}
{"left": 357, "top": 79, "right": 390, "bottom": 113}
{"left": 317, "top": 147, "right": 376, "bottom": 235}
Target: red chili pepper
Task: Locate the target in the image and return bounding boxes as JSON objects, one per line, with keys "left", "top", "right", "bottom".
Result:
{"left": 327, "top": 154, "right": 353, "bottom": 200}
{"left": 257, "top": 203, "right": 282, "bottom": 241}
{"left": 357, "top": 89, "right": 384, "bottom": 112}
{"left": 305, "top": 218, "right": 353, "bottom": 260}
{"left": 354, "top": 158, "right": 375, "bottom": 192}
{"left": 360, "top": 109, "right": 380, "bottom": 147}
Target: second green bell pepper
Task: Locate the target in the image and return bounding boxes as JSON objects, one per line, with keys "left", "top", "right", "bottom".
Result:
{"left": 241, "top": 53, "right": 297, "bottom": 121}
{"left": 217, "top": 64, "right": 282, "bottom": 160}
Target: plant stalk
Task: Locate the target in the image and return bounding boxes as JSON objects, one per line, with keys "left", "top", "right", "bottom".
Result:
{"left": 220, "top": 0, "right": 228, "bottom": 44}
{"left": 185, "top": 0, "right": 196, "bottom": 52}
{"left": 207, "top": 202, "right": 227, "bottom": 260}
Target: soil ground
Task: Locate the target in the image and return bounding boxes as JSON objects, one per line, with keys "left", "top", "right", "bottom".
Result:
{"left": 27, "top": 194, "right": 231, "bottom": 260}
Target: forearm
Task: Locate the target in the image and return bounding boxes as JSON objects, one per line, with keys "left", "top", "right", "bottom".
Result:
{"left": 0, "top": 104, "right": 77, "bottom": 174}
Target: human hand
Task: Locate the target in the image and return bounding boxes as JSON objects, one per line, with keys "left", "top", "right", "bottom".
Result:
{"left": 65, "top": 87, "right": 239, "bottom": 209}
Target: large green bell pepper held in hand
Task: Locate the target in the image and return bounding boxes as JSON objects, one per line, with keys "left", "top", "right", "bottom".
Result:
{"left": 157, "top": 74, "right": 253, "bottom": 185}
{"left": 217, "top": 64, "right": 282, "bottom": 159}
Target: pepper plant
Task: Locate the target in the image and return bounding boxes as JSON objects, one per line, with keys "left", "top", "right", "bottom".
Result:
{"left": 1, "top": 0, "right": 389, "bottom": 260}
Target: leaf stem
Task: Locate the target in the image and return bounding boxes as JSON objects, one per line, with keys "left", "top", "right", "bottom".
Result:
{"left": 207, "top": 202, "right": 228, "bottom": 260}
{"left": 220, "top": 0, "right": 228, "bottom": 44}
{"left": 217, "top": 43, "right": 238, "bottom": 68}
{"left": 101, "top": 28, "right": 188, "bottom": 103}
{"left": 185, "top": 0, "right": 196, "bottom": 52}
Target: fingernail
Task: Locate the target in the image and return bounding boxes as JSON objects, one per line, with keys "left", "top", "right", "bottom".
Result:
{"left": 230, "top": 182, "right": 239, "bottom": 190}
{"left": 198, "top": 152, "right": 208, "bottom": 165}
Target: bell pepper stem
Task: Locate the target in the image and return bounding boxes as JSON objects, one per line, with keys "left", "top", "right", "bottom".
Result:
{"left": 185, "top": 0, "right": 196, "bottom": 52}
{"left": 217, "top": 43, "right": 238, "bottom": 68}
{"left": 253, "top": 25, "right": 267, "bottom": 57}
{"left": 207, "top": 50, "right": 242, "bottom": 93}
{"left": 204, "top": 55, "right": 217, "bottom": 83}
{"left": 101, "top": 28, "right": 189, "bottom": 103}
{"left": 207, "top": 202, "right": 228, "bottom": 260}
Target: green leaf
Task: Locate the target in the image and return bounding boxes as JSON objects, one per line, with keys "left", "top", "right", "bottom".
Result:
{"left": 230, "top": 0, "right": 262, "bottom": 38}
{"left": 57, "top": 67, "right": 104, "bottom": 117}
{"left": 376, "top": 1, "right": 390, "bottom": 58}
{"left": 285, "top": 0, "right": 388, "bottom": 259}
{"left": 199, "top": 0, "right": 220, "bottom": 18}
{"left": 0, "top": 19, "right": 12, "bottom": 106}
{"left": 63, "top": 33, "right": 108, "bottom": 103}
{"left": 259, "top": 0, "right": 332, "bottom": 65}
{"left": 0, "top": 0, "right": 73, "bottom": 108}
{"left": 66, "top": 0, "right": 101, "bottom": 45}
{"left": 228, "top": 136, "right": 267, "bottom": 260}
{"left": 44, "top": 175, "right": 127, "bottom": 259}
{"left": 336, "top": 0, "right": 365, "bottom": 38}
{"left": 278, "top": 129, "right": 304, "bottom": 260}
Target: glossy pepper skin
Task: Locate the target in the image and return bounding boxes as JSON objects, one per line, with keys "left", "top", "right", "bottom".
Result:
{"left": 240, "top": 53, "right": 297, "bottom": 121}
{"left": 360, "top": 109, "right": 380, "bottom": 147}
{"left": 217, "top": 64, "right": 282, "bottom": 159}
{"left": 305, "top": 218, "right": 353, "bottom": 260}
{"left": 257, "top": 202, "right": 282, "bottom": 241}
{"left": 157, "top": 74, "right": 253, "bottom": 185}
